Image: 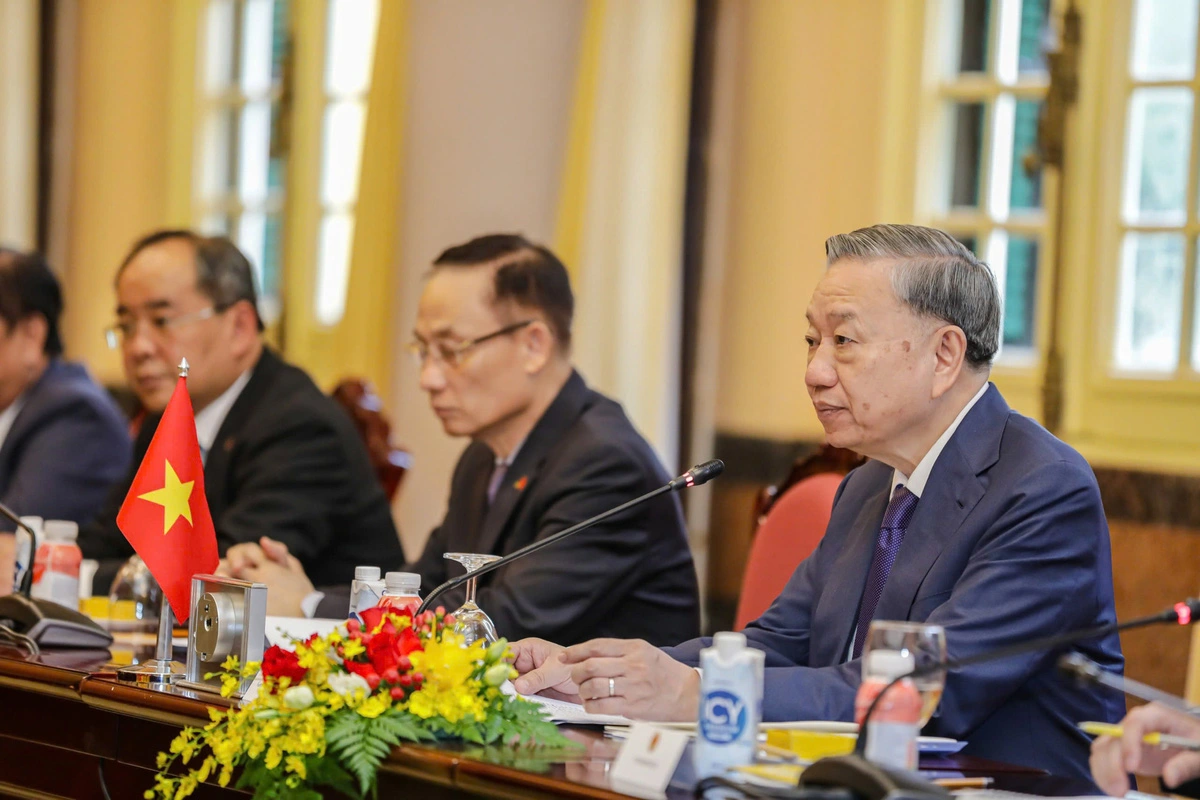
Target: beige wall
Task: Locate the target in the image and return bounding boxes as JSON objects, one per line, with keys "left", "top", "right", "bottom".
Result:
{"left": 390, "top": 0, "right": 585, "bottom": 556}
{"left": 712, "top": 0, "right": 891, "bottom": 443}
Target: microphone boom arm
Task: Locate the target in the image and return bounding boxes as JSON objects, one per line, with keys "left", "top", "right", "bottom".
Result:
{"left": 414, "top": 460, "right": 723, "bottom": 616}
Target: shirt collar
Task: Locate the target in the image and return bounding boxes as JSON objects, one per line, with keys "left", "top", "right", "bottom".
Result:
{"left": 0, "top": 393, "right": 27, "bottom": 450}
{"left": 494, "top": 435, "right": 528, "bottom": 468}
{"left": 891, "top": 381, "right": 990, "bottom": 499}
{"left": 194, "top": 368, "right": 253, "bottom": 456}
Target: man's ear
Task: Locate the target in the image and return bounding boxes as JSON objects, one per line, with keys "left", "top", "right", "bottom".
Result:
{"left": 17, "top": 315, "right": 48, "bottom": 356}
{"left": 228, "top": 300, "right": 261, "bottom": 352}
{"left": 931, "top": 324, "right": 968, "bottom": 399}
{"left": 522, "top": 320, "right": 554, "bottom": 375}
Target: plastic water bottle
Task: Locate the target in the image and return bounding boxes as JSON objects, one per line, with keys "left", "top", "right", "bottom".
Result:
{"left": 854, "top": 649, "right": 921, "bottom": 771}
{"left": 376, "top": 572, "right": 422, "bottom": 614}
{"left": 12, "top": 515, "right": 42, "bottom": 591}
{"left": 694, "top": 631, "right": 765, "bottom": 777}
{"left": 30, "top": 520, "right": 82, "bottom": 608}
{"left": 348, "top": 566, "right": 386, "bottom": 618}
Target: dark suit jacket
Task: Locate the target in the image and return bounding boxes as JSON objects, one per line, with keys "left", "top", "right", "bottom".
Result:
{"left": 318, "top": 371, "right": 700, "bottom": 647}
{"left": 666, "top": 385, "right": 1124, "bottom": 783}
{"left": 80, "top": 349, "right": 405, "bottom": 590}
{"left": 0, "top": 359, "right": 131, "bottom": 529}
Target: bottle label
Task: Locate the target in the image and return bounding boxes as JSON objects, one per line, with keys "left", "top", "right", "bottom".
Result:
{"left": 865, "top": 721, "right": 920, "bottom": 771}
{"left": 699, "top": 690, "right": 749, "bottom": 744}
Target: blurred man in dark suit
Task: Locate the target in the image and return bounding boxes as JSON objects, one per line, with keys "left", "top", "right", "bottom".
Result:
{"left": 0, "top": 249, "right": 131, "bottom": 593}
{"left": 228, "top": 234, "right": 700, "bottom": 646}
{"left": 78, "top": 230, "right": 404, "bottom": 591}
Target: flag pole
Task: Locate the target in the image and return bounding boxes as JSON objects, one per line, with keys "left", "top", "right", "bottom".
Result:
{"left": 115, "top": 358, "right": 192, "bottom": 687}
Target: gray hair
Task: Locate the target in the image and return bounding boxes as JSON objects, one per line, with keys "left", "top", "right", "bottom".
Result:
{"left": 118, "top": 230, "right": 264, "bottom": 331}
{"left": 824, "top": 223, "right": 1000, "bottom": 369}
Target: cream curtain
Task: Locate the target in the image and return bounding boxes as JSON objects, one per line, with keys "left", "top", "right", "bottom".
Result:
{"left": 554, "top": 0, "right": 696, "bottom": 471}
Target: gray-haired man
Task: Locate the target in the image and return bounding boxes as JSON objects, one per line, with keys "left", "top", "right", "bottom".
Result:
{"left": 79, "top": 230, "right": 405, "bottom": 591}
{"left": 511, "top": 224, "right": 1123, "bottom": 784}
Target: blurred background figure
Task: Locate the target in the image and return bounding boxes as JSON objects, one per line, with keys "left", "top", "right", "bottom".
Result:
{"left": 0, "top": 248, "right": 130, "bottom": 594}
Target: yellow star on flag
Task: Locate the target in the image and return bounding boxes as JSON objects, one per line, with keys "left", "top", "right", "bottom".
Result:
{"left": 138, "top": 460, "right": 195, "bottom": 534}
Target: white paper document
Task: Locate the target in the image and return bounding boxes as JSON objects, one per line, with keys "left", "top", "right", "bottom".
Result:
{"left": 500, "top": 681, "right": 633, "bottom": 725}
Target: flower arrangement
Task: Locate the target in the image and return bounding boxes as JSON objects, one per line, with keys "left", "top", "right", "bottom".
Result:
{"left": 148, "top": 606, "right": 569, "bottom": 800}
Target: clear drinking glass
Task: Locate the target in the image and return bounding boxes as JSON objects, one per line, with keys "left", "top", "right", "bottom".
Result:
{"left": 862, "top": 621, "right": 947, "bottom": 727}
{"left": 443, "top": 553, "right": 502, "bottom": 647}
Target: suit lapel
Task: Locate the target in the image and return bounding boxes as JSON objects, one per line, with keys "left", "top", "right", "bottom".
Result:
{"left": 201, "top": 349, "right": 280, "bottom": 519}
{"left": 875, "top": 384, "right": 1008, "bottom": 622}
{"left": 472, "top": 371, "right": 591, "bottom": 556}
{"left": 810, "top": 464, "right": 891, "bottom": 667}
{"left": 0, "top": 361, "right": 59, "bottom": 484}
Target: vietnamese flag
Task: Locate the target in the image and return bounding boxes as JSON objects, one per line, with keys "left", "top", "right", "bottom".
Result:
{"left": 116, "top": 373, "right": 218, "bottom": 622}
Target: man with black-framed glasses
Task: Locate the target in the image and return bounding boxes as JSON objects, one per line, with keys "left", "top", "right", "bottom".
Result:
{"left": 79, "top": 230, "right": 405, "bottom": 593}
{"left": 228, "top": 234, "right": 700, "bottom": 647}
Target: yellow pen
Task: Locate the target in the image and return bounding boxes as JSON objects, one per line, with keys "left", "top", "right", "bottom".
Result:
{"left": 1080, "top": 721, "right": 1200, "bottom": 751}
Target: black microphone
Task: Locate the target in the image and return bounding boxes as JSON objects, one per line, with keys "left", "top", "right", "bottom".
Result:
{"left": 0, "top": 500, "right": 42, "bottom": 598}
{"left": 1058, "top": 652, "right": 1199, "bottom": 716}
{"left": 845, "top": 598, "right": 1199, "bottom": 764}
{"left": 799, "top": 599, "right": 1200, "bottom": 800}
{"left": 415, "top": 459, "right": 724, "bottom": 616}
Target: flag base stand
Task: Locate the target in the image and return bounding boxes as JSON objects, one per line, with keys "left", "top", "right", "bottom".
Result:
{"left": 117, "top": 595, "right": 182, "bottom": 687}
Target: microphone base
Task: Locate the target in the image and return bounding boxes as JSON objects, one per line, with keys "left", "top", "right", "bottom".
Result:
{"left": 117, "top": 658, "right": 185, "bottom": 687}
{"left": 800, "top": 755, "right": 952, "bottom": 800}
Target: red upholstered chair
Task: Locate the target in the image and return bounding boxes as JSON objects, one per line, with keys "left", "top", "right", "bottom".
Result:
{"left": 331, "top": 379, "right": 412, "bottom": 502}
{"left": 733, "top": 472, "right": 843, "bottom": 630}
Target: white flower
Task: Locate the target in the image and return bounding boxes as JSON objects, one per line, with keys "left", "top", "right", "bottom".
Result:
{"left": 327, "top": 671, "right": 371, "bottom": 698}
{"left": 282, "top": 685, "right": 315, "bottom": 710}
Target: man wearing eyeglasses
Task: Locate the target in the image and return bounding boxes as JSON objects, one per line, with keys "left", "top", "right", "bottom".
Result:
{"left": 227, "top": 234, "right": 700, "bottom": 647}
{"left": 79, "top": 230, "right": 405, "bottom": 591}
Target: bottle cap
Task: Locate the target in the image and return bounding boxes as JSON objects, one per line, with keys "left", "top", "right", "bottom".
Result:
{"left": 714, "top": 631, "right": 747, "bottom": 660}
{"left": 385, "top": 572, "right": 421, "bottom": 592}
{"left": 18, "top": 516, "right": 42, "bottom": 531}
{"left": 355, "top": 566, "right": 381, "bottom": 581}
{"left": 865, "top": 649, "right": 915, "bottom": 680}
{"left": 43, "top": 520, "right": 79, "bottom": 542}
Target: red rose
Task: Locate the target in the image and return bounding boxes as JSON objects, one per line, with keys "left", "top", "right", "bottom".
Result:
{"left": 397, "top": 626, "right": 422, "bottom": 656}
{"left": 261, "top": 645, "right": 307, "bottom": 683}
{"left": 366, "top": 629, "right": 399, "bottom": 673}
{"left": 358, "top": 606, "right": 386, "bottom": 632}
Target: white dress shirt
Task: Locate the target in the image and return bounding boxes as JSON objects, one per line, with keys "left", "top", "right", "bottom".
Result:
{"left": 0, "top": 394, "right": 27, "bottom": 451}
{"left": 193, "top": 369, "right": 252, "bottom": 463}
{"left": 889, "top": 381, "right": 990, "bottom": 499}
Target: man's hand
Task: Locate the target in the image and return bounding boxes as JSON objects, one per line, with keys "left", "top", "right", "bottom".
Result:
{"left": 510, "top": 638, "right": 579, "bottom": 702}
{"left": 1090, "top": 703, "right": 1200, "bottom": 796}
{"left": 560, "top": 638, "right": 699, "bottom": 721}
{"left": 224, "top": 537, "right": 314, "bottom": 617}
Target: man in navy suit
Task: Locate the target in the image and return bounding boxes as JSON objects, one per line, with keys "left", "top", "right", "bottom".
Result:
{"left": 0, "top": 249, "right": 131, "bottom": 591}
{"left": 511, "top": 223, "right": 1124, "bottom": 781}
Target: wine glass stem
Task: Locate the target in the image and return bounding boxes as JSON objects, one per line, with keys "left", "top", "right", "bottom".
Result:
{"left": 464, "top": 574, "right": 477, "bottom": 607}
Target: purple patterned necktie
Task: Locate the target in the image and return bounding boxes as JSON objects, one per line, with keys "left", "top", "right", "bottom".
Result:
{"left": 486, "top": 463, "right": 509, "bottom": 506}
{"left": 852, "top": 484, "right": 919, "bottom": 659}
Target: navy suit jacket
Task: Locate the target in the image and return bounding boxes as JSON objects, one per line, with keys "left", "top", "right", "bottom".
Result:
{"left": 0, "top": 359, "right": 130, "bottom": 528}
{"left": 666, "top": 385, "right": 1124, "bottom": 782}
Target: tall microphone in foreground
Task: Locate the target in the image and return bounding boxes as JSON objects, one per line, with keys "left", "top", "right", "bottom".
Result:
{"left": 797, "top": 599, "right": 1200, "bottom": 800}
{"left": 415, "top": 459, "right": 724, "bottom": 616}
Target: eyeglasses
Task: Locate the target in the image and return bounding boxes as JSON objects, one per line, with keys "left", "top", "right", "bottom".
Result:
{"left": 407, "top": 320, "right": 534, "bottom": 369}
{"left": 104, "top": 306, "right": 221, "bottom": 350}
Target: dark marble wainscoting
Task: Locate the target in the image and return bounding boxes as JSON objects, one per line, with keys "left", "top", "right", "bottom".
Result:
{"left": 707, "top": 434, "right": 1200, "bottom": 703}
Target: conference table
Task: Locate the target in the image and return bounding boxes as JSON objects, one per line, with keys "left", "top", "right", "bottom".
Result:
{"left": 0, "top": 642, "right": 1099, "bottom": 799}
